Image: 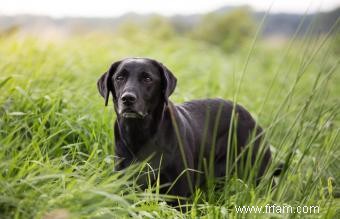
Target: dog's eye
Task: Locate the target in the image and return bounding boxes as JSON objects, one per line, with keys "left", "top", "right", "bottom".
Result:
{"left": 143, "top": 75, "right": 152, "bottom": 83}
{"left": 115, "top": 75, "right": 125, "bottom": 81}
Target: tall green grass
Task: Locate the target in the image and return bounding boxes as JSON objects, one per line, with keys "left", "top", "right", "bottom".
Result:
{"left": 0, "top": 30, "right": 339, "bottom": 218}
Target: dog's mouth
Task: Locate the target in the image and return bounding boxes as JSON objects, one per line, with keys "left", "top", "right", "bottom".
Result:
{"left": 120, "top": 109, "right": 148, "bottom": 119}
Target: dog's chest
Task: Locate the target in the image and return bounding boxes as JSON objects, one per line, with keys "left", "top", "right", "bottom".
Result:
{"left": 135, "top": 138, "right": 174, "bottom": 168}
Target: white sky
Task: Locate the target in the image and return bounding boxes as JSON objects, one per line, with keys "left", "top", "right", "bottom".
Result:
{"left": 1, "top": 0, "right": 339, "bottom": 17}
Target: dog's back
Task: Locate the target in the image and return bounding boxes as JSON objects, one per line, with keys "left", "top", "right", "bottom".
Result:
{"left": 172, "top": 98, "right": 272, "bottom": 185}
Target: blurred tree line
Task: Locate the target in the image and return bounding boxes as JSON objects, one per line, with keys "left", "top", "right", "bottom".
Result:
{"left": 1, "top": 6, "right": 339, "bottom": 54}
{"left": 190, "top": 8, "right": 255, "bottom": 52}
{"left": 115, "top": 6, "right": 339, "bottom": 54}
{"left": 117, "top": 15, "right": 175, "bottom": 40}
{"left": 117, "top": 7, "right": 256, "bottom": 53}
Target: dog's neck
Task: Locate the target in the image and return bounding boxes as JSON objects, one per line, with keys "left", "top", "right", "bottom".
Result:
{"left": 116, "top": 103, "right": 167, "bottom": 153}
{"left": 118, "top": 117, "right": 154, "bottom": 147}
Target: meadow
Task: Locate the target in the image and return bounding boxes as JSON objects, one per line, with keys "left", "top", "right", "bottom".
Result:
{"left": 0, "top": 28, "right": 339, "bottom": 218}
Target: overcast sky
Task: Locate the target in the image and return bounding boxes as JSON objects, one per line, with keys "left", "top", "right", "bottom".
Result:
{"left": 1, "top": 0, "right": 339, "bottom": 17}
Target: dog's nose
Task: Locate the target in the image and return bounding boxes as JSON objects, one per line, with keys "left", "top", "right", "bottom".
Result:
{"left": 121, "top": 92, "right": 137, "bottom": 105}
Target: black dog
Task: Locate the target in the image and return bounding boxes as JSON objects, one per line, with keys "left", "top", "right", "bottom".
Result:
{"left": 97, "top": 57, "right": 276, "bottom": 198}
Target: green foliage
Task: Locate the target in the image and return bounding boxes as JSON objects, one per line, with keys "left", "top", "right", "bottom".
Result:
{"left": 116, "top": 15, "right": 176, "bottom": 41}
{"left": 191, "top": 8, "right": 256, "bottom": 53}
{"left": 0, "top": 32, "right": 339, "bottom": 218}
{"left": 146, "top": 15, "right": 176, "bottom": 40}
{"left": 116, "top": 20, "right": 143, "bottom": 37}
{"left": 332, "top": 33, "right": 340, "bottom": 55}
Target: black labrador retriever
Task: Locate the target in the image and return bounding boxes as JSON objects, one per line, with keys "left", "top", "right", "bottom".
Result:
{"left": 97, "top": 57, "right": 277, "bottom": 198}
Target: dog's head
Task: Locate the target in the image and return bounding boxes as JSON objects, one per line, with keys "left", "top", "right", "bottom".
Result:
{"left": 97, "top": 58, "right": 177, "bottom": 119}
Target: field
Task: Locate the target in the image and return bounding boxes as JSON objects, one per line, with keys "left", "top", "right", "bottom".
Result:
{"left": 0, "top": 30, "right": 339, "bottom": 218}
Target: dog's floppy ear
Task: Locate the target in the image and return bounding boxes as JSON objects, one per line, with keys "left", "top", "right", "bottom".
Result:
{"left": 97, "top": 60, "right": 122, "bottom": 106}
{"left": 97, "top": 71, "right": 110, "bottom": 106}
{"left": 152, "top": 60, "right": 177, "bottom": 105}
